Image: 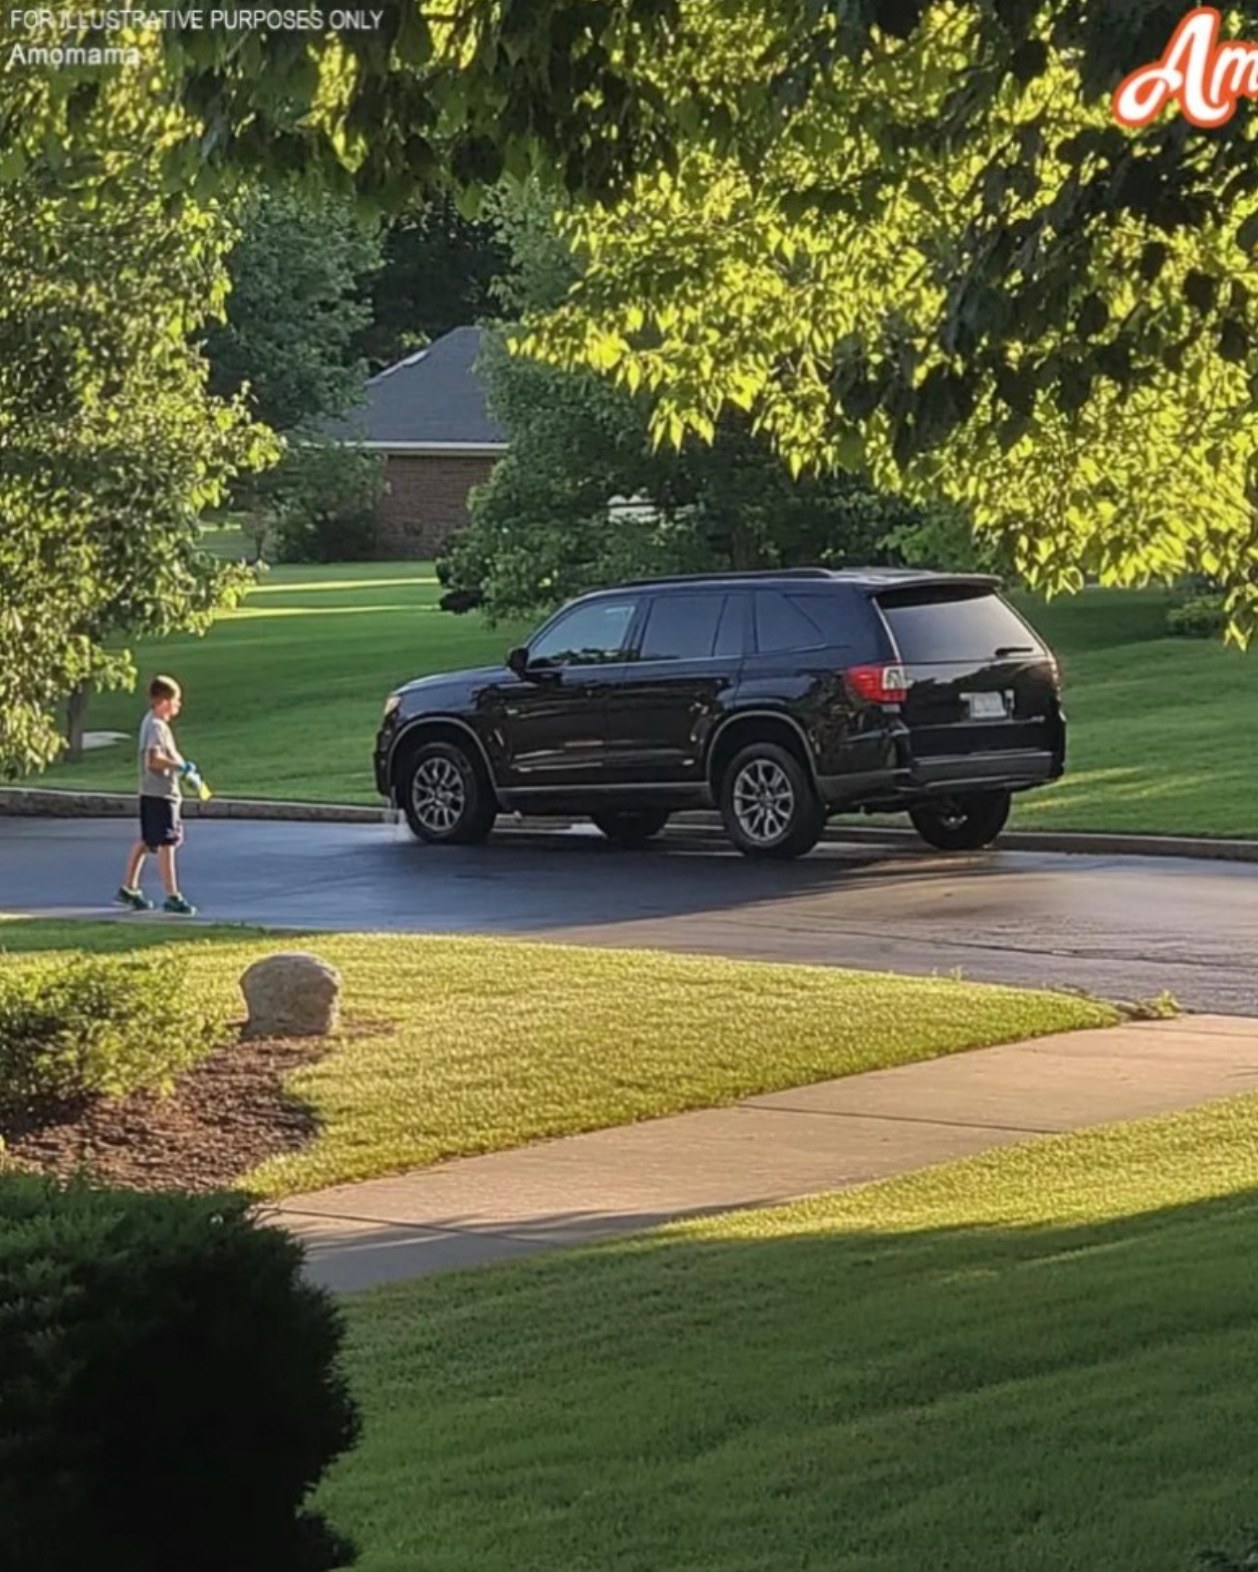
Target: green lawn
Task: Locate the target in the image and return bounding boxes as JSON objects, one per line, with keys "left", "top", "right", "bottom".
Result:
{"left": 1010, "top": 590, "right": 1257, "bottom": 837}
{"left": 0, "top": 921, "right": 1113, "bottom": 1196}
{"left": 324, "top": 1092, "right": 1258, "bottom": 1572}
{"left": 38, "top": 563, "right": 527, "bottom": 804}
{"left": 32, "top": 565, "right": 1257, "bottom": 834}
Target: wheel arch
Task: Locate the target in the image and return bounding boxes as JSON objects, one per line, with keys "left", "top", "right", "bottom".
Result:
{"left": 706, "top": 711, "right": 819, "bottom": 796}
{"left": 391, "top": 717, "right": 501, "bottom": 805}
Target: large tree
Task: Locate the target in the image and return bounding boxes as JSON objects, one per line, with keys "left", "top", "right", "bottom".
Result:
{"left": 206, "top": 182, "right": 381, "bottom": 433}
{"left": 441, "top": 188, "right": 965, "bottom": 619}
{"left": 518, "top": 1, "right": 1258, "bottom": 638}
{"left": 9, "top": 3, "right": 1258, "bottom": 632}
{"left": 0, "top": 150, "right": 275, "bottom": 775}
{"left": 355, "top": 194, "right": 509, "bottom": 369}
{"left": 442, "top": 343, "right": 962, "bottom": 620}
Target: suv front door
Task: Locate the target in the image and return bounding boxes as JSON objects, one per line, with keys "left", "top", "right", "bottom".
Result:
{"left": 604, "top": 591, "right": 748, "bottom": 783}
{"left": 491, "top": 595, "right": 642, "bottom": 788}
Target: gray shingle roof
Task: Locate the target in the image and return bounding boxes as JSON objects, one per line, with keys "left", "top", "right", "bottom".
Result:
{"left": 326, "top": 326, "right": 506, "bottom": 449}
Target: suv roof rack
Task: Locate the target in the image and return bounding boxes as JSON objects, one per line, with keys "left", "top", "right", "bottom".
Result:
{"left": 603, "top": 567, "right": 1001, "bottom": 592}
{"left": 612, "top": 568, "right": 837, "bottom": 589}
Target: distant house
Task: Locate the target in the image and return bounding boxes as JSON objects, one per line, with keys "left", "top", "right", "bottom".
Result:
{"left": 326, "top": 326, "right": 507, "bottom": 558}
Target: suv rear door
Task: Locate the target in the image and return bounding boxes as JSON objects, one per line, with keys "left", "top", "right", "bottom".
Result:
{"left": 872, "top": 583, "right": 1062, "bottom": 765}
{"left": 604, "top": 590, "right": 748, "bottom": 782}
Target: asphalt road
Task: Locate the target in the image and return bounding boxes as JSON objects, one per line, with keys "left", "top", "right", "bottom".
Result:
{"left": 2, "top": 816, "right": 1256, "bottom": 1013}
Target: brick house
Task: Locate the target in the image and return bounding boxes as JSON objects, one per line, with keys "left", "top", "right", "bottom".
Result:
{"left": 327, "top": 326, "right": 507, "bottom": 559}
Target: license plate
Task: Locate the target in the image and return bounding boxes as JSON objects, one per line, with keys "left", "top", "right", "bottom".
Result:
{"left": 966, "top": 691, "right": 1008, "bottom": 720}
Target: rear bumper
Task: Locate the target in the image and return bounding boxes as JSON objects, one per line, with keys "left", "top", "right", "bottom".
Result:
{"left": 911, "top": 747, "right": 1061, "bottom": 791}
{"left": 818, "top": 747, "right": 1062, "bottom": 809}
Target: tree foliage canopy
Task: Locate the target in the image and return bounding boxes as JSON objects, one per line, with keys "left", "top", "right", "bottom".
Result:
{"left": 8, "top": 2, "right": 1258, "bottom": 652}
{"left": 441, "top": 187, "right": 966, "bottom": 620}
{"left": 206, "top": 182, "right": 380, "bottom": 433}
{"left": 355, "top": 193, "right": 509, "bottom": 370}
{"left": 516, "top": 1, "right": 1258, "bottom": 638}
{"left": 0, "top": 135, "right": 275, "bottom": 774}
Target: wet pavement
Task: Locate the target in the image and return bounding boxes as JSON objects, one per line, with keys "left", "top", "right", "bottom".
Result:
{"left": 3, "top": 816, "right": 1256, "bottom": 1013}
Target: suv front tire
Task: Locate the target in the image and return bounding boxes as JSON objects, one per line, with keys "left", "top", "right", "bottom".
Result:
{"left": 401, "top": 739, "right": 497, "bottom": 845}
{"left": 719, "top": 742, "right": 826, "bottom": 860}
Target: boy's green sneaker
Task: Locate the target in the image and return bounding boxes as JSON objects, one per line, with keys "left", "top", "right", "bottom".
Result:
{"left": 115, "top": 886, "right": 153, "bottom": 911}
{"left": 162, "top": 893, "right": 197, "bottom": 916}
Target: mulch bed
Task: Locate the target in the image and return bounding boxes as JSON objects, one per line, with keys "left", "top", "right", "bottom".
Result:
{"left": 1, "top": 1025, "right": 355, "bottom": 1193}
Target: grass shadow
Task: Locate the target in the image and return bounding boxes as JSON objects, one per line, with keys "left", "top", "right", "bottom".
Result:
{"left": 326, "top": 1166, "right": 1258, "bottom": 1572}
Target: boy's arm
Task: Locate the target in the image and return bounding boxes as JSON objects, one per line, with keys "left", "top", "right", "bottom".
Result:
{"left": 146, "top": 723, "right": 184, "bottom": 774}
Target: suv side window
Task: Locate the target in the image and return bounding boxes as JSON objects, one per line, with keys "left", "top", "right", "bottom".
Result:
{"left": 639, "top": 593, "right": 727, "bottom": 660}
{"left": 754, "top": 591, "right": 831, "bottom": 653}
{"left": 714, "top": 593, "right": 750, "bottom": 658}
{"left": 529, "top": 598, "right": 639, "bottom": 666}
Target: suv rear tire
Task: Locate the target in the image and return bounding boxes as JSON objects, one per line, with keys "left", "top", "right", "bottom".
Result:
{"left": 590, "top": 809, "right": 671, "bottom": 848}
{"left": 401, "top": 740, "right": 497, "bottom": 845}
{"left": 909, "top": 790, "right": 1011, "bottom": 852}
{"left": 719, "top": 742, "right": 826, "bottom": 860}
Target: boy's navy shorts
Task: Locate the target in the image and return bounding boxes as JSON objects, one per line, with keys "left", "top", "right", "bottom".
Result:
{"left": 139, "top": 796, "right": 183, "bottom": 852}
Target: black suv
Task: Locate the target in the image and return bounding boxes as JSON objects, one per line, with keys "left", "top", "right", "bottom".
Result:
{"left": 375, "top": 569, "right": 1065, "bottom": 860}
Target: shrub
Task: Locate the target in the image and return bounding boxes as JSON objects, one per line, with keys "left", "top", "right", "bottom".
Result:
{"left": 0, "top": 954, "right": 223, "bottom": 1115}
{"left": 0, "top": 1174, "right": 359, "bottom": 1571}
{"left": 271, "top": 442, "right": 385, "bottom": 563}
{"left": 1167, "top": 593, "right": 1228, "bottom": 638}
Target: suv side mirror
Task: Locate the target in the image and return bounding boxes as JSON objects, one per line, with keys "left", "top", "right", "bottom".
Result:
{"left": 507, "top": 646, "right": 530, "bottom": 677}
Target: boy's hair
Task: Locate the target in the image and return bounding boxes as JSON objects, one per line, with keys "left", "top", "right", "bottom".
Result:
{"left": 149, "top": 674, "right": 181, "bottom": 703}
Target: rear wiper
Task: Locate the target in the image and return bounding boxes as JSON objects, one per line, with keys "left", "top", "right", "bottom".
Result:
{"left": 995, "top": 645, "right": 1036, "bottom": 657}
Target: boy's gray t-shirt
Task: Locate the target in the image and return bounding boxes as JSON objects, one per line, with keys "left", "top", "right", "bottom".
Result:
{"left": 138, "top": 712, "right": 181, "bottom": 801}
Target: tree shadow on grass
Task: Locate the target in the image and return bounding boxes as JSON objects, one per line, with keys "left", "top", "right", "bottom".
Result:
{"left": 327, "top": 1180, "right": 1258, "bottom": 1572}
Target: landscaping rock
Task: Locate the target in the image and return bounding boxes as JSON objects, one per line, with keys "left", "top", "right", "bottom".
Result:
{"left": 240, "top": 953, "right": 341, "bottom": 1039}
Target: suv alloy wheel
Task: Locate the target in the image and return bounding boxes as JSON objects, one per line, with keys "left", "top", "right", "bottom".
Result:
{"left": 402, "top": 740, "right": 497, "bottom": 845}
{"left": 908, "top": 789, "right": 1011, "bottom": 851}
{"left": 719, "top": 742, "right": 826, "bottom": 860}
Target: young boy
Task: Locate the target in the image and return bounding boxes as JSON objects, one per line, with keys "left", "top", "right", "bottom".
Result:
{"left": 116, "top": 675, "right": 197, "bottom": 916}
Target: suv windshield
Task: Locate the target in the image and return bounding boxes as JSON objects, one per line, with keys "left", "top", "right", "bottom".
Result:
{"left": 876, "top": 587, "right": 1043, "bottom": 664}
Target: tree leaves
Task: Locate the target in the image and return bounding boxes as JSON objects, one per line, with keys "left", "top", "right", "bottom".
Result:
{"left": 1010, "top": 38, "right": 1049, "bottom": 85}
{"left": 1219, "top": 319, "right": 1249, "bottom": 365}
{"left": 1184, "top": 271, "right": 1218, "bottom": 314}
{"left": 1075, "top": 294, "right": 1109, "bottom": 340}
{"left": 0, "top": 139, "right": 275, "bottom": 775}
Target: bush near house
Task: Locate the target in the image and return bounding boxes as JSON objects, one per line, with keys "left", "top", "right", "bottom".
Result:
{"left": 1166, "top": 593, "right": 1229, "bottom": 640}
{"left": 0, "top": 1175, "right": 359, "bottom": 1572}
{"left": 270, "top": 445, "right": 386, "bottom": 564}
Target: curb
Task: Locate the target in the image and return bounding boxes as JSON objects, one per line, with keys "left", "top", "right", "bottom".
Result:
{"left": 0, "top": 788, "right": 390, "bottom": 825}
{"left": 663, "top": 816, "right": 1258, "bottom": 865}
{"left": 3, "top": 788, "right": 1257, "bottom": 864}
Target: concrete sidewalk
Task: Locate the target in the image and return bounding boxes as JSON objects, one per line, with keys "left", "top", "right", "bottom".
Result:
{"left": 274, "top": 1015, "right": 1258, "bottom": 1292}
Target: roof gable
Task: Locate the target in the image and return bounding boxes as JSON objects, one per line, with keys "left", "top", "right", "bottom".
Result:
{"left": 326, "top": 325, "right": 506, "bottom": 449}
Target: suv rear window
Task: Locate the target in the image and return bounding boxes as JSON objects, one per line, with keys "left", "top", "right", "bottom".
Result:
{"left": 876, "top": 587, "right": 1043, "bottom": 664}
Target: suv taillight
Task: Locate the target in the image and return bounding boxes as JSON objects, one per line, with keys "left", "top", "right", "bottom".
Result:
{"left": 846, "top": 663, "right": 909, "bottom": 704}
